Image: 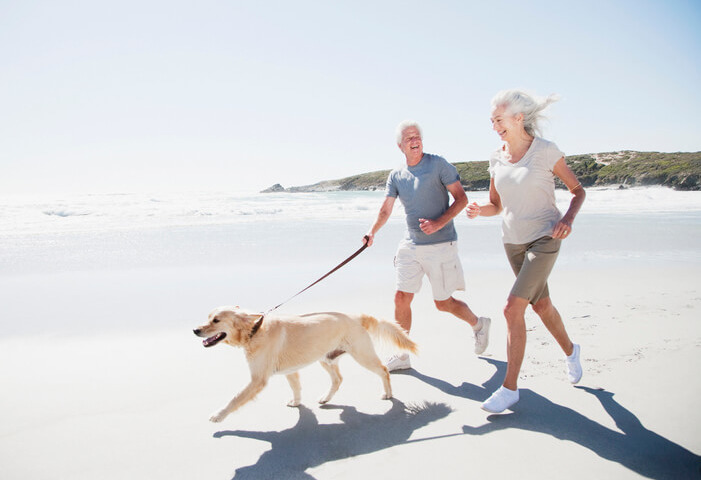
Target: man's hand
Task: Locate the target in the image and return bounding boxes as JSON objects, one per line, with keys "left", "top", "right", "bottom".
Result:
{"left": 418, "top": 218, "right": 442, "bottom": 235}
{"left": 363, "top": 233, "right": 374, "bottom": 246}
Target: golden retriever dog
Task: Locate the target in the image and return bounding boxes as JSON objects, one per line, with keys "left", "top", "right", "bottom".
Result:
{"left": 193, "top": 306, "right": 417, "bottom": 423}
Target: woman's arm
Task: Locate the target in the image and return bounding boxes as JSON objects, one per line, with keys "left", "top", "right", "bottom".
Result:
{"left": 551, "top": 157, "right": 586, "bottom": 239}
{"left": 466, "top": 178, "right": 502, "bottom": 218}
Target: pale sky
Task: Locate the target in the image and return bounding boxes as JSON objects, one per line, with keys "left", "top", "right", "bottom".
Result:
{"left": 1, "top": 0, "right": 700, "bottom": 195}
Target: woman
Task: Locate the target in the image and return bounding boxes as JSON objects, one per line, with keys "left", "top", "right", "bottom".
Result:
{"left": 467, "top": 89, "right": 586, "bottom": 413}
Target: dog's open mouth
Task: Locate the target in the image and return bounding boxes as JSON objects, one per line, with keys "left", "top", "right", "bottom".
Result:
{"left": 203, "top": 332, "right": 226, "bottom": 348}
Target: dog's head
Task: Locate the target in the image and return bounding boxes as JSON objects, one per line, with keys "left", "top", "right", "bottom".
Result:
{"left": 193, "top": 306, "right": 263, "bottom": 348}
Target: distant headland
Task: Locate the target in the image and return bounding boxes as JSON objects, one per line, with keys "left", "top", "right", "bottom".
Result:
{"left": 262, "top": 151, "right": 701, "bottom": 193}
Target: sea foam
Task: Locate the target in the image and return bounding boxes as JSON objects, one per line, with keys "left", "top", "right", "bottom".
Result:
{"left": 0, "top": 187, "right": 699, "bottom": 236}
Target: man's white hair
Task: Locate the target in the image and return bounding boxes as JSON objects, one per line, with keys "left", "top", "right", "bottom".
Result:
{"left": 395, "top": 120, "right": 422, "bottom": 144}
{"left": 491, "top": 89, "right": 560, "bottom": 138}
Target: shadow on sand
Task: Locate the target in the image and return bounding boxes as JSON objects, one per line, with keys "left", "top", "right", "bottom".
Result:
{"left": 214, "top": 358, "right": 699, "bottom": 479}
{"left": 214, "top": 398, "right": 452, "bottom": 479}
{"left": 405, "top": 358, "right": 701, "bottom": 480}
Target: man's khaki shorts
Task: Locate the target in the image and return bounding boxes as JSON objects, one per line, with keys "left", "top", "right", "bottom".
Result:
{"left": 394, "top": 240, "right": 465, "bottom": 301}
{"left": 504, "top": 236, "right": 561, "bottom": 304}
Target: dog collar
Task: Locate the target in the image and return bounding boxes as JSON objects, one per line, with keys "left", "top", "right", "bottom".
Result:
{"left": 249, "top": 315, "right": 264, "bottom": 339}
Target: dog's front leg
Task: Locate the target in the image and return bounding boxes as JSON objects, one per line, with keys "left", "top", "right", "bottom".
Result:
{"left": 210, "top": 377, "right": 268, "bottom": 423}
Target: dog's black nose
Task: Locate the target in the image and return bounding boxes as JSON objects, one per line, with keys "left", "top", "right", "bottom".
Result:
{"left": 193, "top": 329, "right": 201, "bottom": 336}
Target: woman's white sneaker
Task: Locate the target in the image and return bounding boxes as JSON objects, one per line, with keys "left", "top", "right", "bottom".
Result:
{"left": 481, "top": 386, "right": 519, "bottom": 413}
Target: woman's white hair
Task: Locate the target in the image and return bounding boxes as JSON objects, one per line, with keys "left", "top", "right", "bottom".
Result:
{"left": 491, "top": 89, "right": 560, "bottom": 137}
{"left": 395, "top": 120, "right": 422, "bottom": 144}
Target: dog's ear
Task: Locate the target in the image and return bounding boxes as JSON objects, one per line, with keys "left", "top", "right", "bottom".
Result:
{"left": 243, "top": 313, "right": 263, "bottom": 323}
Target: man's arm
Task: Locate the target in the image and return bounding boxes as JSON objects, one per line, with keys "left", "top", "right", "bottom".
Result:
{"left": 419, "top": 181, "right": 467, "bottom": 235}
{"left": 364, "top": 196, "right": 396, "bottom": 246}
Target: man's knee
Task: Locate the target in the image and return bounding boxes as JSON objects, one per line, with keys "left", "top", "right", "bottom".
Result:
{"left": 395, "top": 291, "right": 413, "bottom": 307}
{"left": 434, "top": 297, "right": 455, "bottom": 312}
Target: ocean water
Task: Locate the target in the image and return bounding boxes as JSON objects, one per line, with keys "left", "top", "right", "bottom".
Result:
{"left": 1, "top": 186, "right": 701, "bottom": 274}
{"left": 1, "top": 187, "right": 700, "bottom": 336}
{"left": 2, "top": 186, "right": 701, "bottom": 237}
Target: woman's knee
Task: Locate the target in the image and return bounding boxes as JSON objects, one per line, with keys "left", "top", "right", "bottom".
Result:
{"left": 503, "top": 296, "right": 528, "bottom": 323}
{"left": 532, "top": 297, "right": 554, "bottom": 317}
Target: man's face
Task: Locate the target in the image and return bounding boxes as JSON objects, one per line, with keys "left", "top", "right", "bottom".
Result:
{"left": 398, "top": 126, "right": 423, "bottom": 159}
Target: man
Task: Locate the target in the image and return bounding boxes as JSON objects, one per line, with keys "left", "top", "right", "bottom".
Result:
{"left": 364, "top": 120, "right": 491, "bottom": 371}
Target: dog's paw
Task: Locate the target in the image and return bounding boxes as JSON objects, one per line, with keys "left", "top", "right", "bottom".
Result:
{"left": 381, "top": 393, "right": 393, "bottom": 400}
{"left": 209, "top": 411, "right": 226, "bottom": 423}
{"left": 318, "top": 397, "right": 330, "bottom": 405}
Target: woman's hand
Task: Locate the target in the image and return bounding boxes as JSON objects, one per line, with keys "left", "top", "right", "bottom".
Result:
{"left": 552, "top": 218, "right": 573, "bottom": 239}
{"left": 466, "top": 202, "right": 481, "bottom": 219}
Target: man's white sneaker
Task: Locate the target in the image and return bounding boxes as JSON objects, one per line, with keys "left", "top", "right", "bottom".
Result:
{"left": 481, "top": 386, "right": 519, "bottom": 413}
{"left": 566, "top": 343, "right": 583, "bottom": 384}
{"left": 474, "top": 317, "right": 491, "bottom": 355}
{"left": 385, "top": 353, "right": 411, "bottom": 372}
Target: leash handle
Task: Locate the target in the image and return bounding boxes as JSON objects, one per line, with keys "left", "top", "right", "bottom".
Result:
{"left": 264, "top": 235, "right": 370, "bottom": 315}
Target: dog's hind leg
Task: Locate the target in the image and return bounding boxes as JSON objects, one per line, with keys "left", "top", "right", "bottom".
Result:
{"left": 210, "top": 377, "right": 268, "bottom": 423}
{"left": 286, "top": 372, "right": 302, "bottom": 407}
{"left": 347, "top": 341, "right": 392, "bottom": 400}
{"left": 318, "top": 360, "right": 343, "bottom": 404}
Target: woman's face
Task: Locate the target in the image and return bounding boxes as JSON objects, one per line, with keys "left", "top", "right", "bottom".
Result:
{"left": 491, "top": 104, "right": 523, "bottom": 142}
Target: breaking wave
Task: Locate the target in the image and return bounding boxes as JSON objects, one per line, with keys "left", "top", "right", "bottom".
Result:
{"left": 1, "top": 187, "right": 699, "bottom": 236}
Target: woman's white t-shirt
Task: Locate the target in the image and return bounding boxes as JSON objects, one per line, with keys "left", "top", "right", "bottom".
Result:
{"left": 489, "top": 137, "right": 565, "bottom": 245}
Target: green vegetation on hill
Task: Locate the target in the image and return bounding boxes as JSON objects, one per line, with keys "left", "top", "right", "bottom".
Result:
{"left": 261, "top": 151, "right": 701, "bottom": 193}
{"left": 334, "top": 170, "right": 391, "bottom": 190}
{"left": 453, "top": 161, "right": 491, "bottom": 190}
{"left": 561, "top": 151, "right": 701, "bottom": 190}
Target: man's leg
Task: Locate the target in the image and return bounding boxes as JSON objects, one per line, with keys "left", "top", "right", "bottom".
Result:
{"left": 425, "top": 242, "right": 480, "bottom": 327}
{"left": 434, "top": 296, "right": 478, "bottom": 327}
{"left": 386, "top": 290, "right": 414, "bottom": 372}
{"left": 436, "top": 296, "right": 491, "bottom": 355}
{"left": 394, "top": 290, "right": 414, "bottom": 333}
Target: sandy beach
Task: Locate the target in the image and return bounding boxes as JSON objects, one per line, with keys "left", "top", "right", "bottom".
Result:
{"left": 0, "top": 190, "right": 699, "bottom": 479}
{"left": 3, "top": 0, "right": 701, "bottom": 476}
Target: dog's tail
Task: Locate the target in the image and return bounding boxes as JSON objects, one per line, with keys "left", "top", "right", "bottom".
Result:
{"left": 361, "top": 314, "right": 418, "bottom": 354}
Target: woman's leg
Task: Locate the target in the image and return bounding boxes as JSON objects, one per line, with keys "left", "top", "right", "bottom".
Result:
{"left": 532, "top": 296, "right": 574, "bottom": 356}
{"left": 533, "top": 296, "right": 582, "bottom": 383}
{"left": 502, "top": 294, "right": 530, "bottom": 390}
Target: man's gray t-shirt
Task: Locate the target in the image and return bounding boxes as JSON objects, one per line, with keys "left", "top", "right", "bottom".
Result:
{"left": 385, "top": 153, "right": 461, "bottom": 245}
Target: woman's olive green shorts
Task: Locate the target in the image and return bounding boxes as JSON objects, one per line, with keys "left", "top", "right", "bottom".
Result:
{"left": 504, "top": 236, "right": 561, "bottom": 305}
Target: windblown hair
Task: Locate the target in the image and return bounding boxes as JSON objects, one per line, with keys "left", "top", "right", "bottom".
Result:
{"left": 491, "top": 89, "right": 560, "bottom": 138}
{"left": 395, "top": 120, "right": 422, "bottom": 144}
